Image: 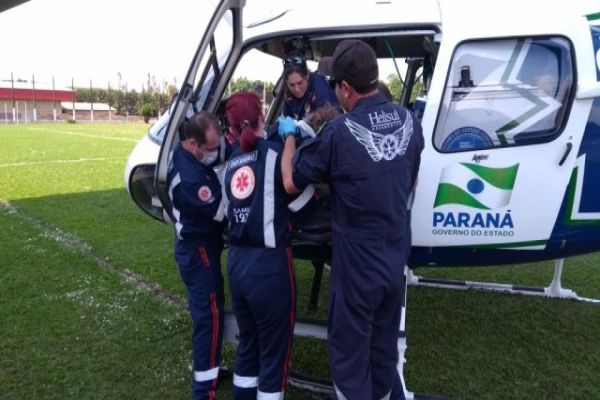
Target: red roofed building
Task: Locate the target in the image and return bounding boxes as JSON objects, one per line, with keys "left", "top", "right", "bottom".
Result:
{"left": 0, "top": 87, "right": 75, "bottom": 122}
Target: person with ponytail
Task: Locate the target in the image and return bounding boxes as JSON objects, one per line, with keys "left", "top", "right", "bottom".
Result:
{"left": 223, "top": 91, "right": 316, "bottom": 399}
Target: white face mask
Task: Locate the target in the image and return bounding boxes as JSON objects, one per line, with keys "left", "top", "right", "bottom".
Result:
{"left": 201, "top": 150, "right": 219, "bottom": 166}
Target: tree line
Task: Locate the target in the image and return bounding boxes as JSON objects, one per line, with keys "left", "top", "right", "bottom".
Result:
{"left": 74, "top": 85, "right": 177, "bottom": 119}
{"left": 73, "top": 75, "right": 418, "bottom": 121}
{"left": 74, "top": 77, "right": 275, "bottom": 119}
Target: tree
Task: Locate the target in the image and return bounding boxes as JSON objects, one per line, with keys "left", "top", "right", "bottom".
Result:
{"left": 386, "top": 74, "right": 403, "bottom": 103}
{"left": 386, "top": 74, "right": 425, "bottom": 105}
{"left": 139, "top": 103, "right": 157, "bottom": 123}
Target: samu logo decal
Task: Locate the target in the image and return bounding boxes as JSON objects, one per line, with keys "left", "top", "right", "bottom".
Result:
{"left": 434, "top": 163, "right": 519, "bottom": 210}
{"left": 231, "top": 166, "right": 255, "bottom": 200}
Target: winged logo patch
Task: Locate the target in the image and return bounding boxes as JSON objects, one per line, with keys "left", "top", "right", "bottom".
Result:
{"left": 344, "top": 113, "right": 413, "bottom": 161}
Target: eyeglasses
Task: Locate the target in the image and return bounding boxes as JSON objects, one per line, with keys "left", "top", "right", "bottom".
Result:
{"left": 283, "top": 55, "right": 305, "bottom": 68}
{"left": 327, "top": 76, "right": 341, "bottom": 90}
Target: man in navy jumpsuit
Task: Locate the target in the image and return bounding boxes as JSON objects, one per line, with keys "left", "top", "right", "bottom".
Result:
{"left": 223, "top": 104, "right": 316, "bottom": 398}
{"left": 166, "top": 111, "right": 227, "bottom": 400}
{"left": 281, "top": 40, "right": 424, "bottom": 400}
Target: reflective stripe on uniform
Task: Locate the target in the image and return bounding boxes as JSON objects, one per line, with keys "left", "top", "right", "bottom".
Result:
{"left": 213, "top": 197, "right": 226, "bottom": 222}
{"left": 194, "top": 366, "right": 219, "bottom": 382}
{"left": 233, "top": 373, "right": 258, "bottom": 388}
{"left": 379, "top": 391, "right": 391, "bottom": 400}
{"left": 168, "top": 173, "right": 183, "bottom": 239}
{"left": 258, "top": 390, "right": 284, "bottom": 400}
{"left": 334, "top": 384, "right": 347, "bottom": 400}
{"left": 263, "top": 148, "right": 277, "bottom": 248}
{"left": 288, "top": 184, "right": 315, "bottom": 212}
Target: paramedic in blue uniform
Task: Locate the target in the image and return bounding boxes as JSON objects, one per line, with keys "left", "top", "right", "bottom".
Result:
{"left": 280, "top": 40, "right": 424, "bottom": 400}
{"left": 166, "top": 111, "right": 227, "bottom": 400}
{"left": 224, "top": 91, "right": 316, "bottom": 400}
{"left": 282, "top": 53, "right": 338, "bottom": 120}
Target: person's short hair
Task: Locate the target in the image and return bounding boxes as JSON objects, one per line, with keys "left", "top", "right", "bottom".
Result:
{"left": 331, "top": 40, "right": 379, "bottom": 94}
{"left": 183, "top": 111, "right": 220, "bottom": 144}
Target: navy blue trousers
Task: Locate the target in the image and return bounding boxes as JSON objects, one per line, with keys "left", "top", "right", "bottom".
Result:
{"left": 228, "top": 246, "right": 296, "bottom": 399}
{"left": 175, "top": 238, "right": 225, "bottom": 400}
{"left": 328, "top": 235, "right": 408, "bottom": 400}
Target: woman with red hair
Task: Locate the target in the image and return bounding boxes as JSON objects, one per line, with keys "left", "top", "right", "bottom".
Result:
{"left": 223, "top": 91, "right": 315, "bottom": 399}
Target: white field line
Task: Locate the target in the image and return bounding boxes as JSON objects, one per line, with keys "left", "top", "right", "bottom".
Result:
{"left": 0, "top": 200, "right": 185, "bottom": 311}
{"left": 0, "top": 157, "right": 120, "bottom": 168}
{"left": 29, "top": 127, "right": 139, "bottom": 143}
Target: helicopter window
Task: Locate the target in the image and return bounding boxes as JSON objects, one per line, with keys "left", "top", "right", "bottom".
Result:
{"left": 434, "top": 37, "right": 574, "bottom": 152}
{"left": 217, "top": 31, "right": 438, "bottom": 126}
{"left": 192, "top": 10, "right": 235, "bottom": 112}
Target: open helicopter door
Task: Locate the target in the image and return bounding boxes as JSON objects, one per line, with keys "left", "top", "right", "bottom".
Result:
{"left": 411, "top": 1, "right": 593, "bottom": 264}
{"left": 154, "top": 0, "right": 245, "bottom": 215}
{"left": 153, "top": 0, "right": 245, "bottom": 351}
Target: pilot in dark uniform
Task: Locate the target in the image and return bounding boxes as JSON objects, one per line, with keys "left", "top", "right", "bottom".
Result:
{"left": 166, "top": 111, "right": 227, "bottom": 400}
{"left": 280, "top": 40, "right": 424, "bottom": 400}
{"left": 224, "top": 91, "right": 315, "bottom": 400}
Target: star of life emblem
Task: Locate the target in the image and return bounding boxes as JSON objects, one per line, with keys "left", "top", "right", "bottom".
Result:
{"left": 344, "top": 113, "right": 413, "bottom": 162}
{"left": 198, "top": 185, "right": 213, "bottom": 202}
{"left": 231, "top": 166, "right": 255, "bottom": 200}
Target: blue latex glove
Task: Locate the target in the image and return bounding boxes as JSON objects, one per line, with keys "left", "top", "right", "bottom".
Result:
{"left": 277, "top": 116, "right": 298, "bottom": 139}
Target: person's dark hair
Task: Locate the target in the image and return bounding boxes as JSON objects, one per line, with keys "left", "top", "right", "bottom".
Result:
{"left": 183, "top": 111, "right": 220, "bottom": 144}
{"left": 377, "top": 81, "right": 393, "bottom": 102}
{"left": 283, "top": 54, "right": 309, "bottom": 88}
{"left": 225, "top": 91, "right": 263, "bottom": 152}
{"left": 304, "top": 104, "right": 339, "bottom": 132}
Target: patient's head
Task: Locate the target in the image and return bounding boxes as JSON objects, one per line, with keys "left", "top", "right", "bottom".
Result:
{"left": 304, "top": 104, "right": 339, "bottom": 132}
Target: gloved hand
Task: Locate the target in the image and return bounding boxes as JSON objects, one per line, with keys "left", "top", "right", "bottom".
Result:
{"left": 277, "top": 116, "right": 298, "bottom": 139}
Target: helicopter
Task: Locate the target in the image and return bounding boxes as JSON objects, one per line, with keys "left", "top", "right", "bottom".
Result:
{"left": 125, "top": 0, "right": 600, "bottom": 397}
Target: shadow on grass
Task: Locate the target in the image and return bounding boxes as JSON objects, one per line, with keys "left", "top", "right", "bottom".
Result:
{"left": 4, "top": 189, "right": 600, "bottom": 399}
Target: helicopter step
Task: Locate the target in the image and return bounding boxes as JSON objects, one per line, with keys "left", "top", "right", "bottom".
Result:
{"left": 408, "top": 259, "right": 600, "bottom": 304}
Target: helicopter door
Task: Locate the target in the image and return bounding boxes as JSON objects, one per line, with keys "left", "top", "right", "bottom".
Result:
{"left": 411, "top": 6, "right": 592, "bottom": 254}
{"left": 154, "top": 0, "right": 245, "bottom": 213}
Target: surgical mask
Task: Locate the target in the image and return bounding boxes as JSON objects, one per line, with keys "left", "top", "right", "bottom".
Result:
{"left": 201, "top": 150, "right": 219, "bottom": 166}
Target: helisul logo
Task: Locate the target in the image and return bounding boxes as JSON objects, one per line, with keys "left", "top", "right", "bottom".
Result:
{"left": 434, "top": 163, "right": 519, "bottom": 210}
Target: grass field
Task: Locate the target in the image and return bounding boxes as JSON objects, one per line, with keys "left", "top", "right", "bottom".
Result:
{"left": 1, "top": 122, "right": 599, "bottom": 399}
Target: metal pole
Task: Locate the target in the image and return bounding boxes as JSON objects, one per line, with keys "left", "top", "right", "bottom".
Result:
{"left": 108, "top": 81, "right": 112, "bottom": 122}
{"left": 124, "top": 82, "right": 128, "bottom": 122}
{"left": 11, "top": 72, "right": 15, "bottom": 122}
{"left": 32, "top": 74, "right": 37, "bottom": 121}
{"left": 72, "top": 77, "right": 76, "bottom": 121}
{"left": 90, "top": 79, "right": 94, "bottom": 122}
{"left": 52, "top": 76, "right": 57, "bottom": 121}
{"left": 4, "top": 102, "right": 7, "bottom": 124}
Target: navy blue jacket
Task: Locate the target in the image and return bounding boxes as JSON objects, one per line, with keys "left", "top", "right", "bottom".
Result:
{"left": 225, "top": 139, "right": 315, "bottom": 248}
{"left": 167, "top": 144, "right": 225, "bottom": 240}
{"left": 292, "top": 92, "right": 424, "bottom": 241}
{"left": 283, "top": 73, "right": 338, "bottom": 120}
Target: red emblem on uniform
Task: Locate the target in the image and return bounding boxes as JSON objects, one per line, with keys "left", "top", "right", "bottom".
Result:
{"left": 198, "top": 185, "right": 213, "bottom": 202}
{"left": 231, "top": 166, "right": 255, "bottom": 200}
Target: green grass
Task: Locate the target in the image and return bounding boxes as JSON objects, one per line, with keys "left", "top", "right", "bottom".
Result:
{"left": 1, "top": 122, "right": 599, "bottom": 399}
